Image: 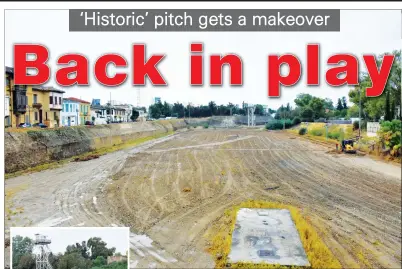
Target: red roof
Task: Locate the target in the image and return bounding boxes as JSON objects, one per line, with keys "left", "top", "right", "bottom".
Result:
{"left": 65, "top": 97, "right": 90, "bottom": 104}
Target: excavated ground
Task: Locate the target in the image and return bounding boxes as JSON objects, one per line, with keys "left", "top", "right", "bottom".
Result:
{"left": 5, "top": 129, "right": 401, "bottom": 269}
{"left": 106, "top": 129, "right": 401, "bottom": 268}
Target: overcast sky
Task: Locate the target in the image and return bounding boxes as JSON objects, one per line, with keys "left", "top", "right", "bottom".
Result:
{"left": 11, "top": 227, "right": 129, "bottom": 255}
{"left": 5, "top": 10, "right": 401, "bottom": 108}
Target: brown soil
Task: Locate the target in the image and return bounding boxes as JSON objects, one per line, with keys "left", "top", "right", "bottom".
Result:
{"left": 105, "top": 130, "right": 401, "bottom": 268}
{"left": 5, "top": 129, "right": 401, "bottom": 269}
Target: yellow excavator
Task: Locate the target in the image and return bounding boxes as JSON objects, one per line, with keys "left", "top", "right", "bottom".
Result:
{"left": 341, "top": 139, "right": 357, "bottom": 154}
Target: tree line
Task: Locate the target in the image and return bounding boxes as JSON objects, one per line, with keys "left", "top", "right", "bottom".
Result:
{"left": 147, "top": 50, "right": 400, "bottom": 123}
{"left": 12, "top": 235, "right": 127, "bottom": 269}
{"left": 275, "top": 50, "right": 401, "bottom": 123}
{"left": 148, "top": 101, "right": 274, "bottom": 119}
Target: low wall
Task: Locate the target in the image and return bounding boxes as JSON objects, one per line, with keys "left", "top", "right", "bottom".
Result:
{"left": 5, "top": 120, "right": 186, "bottom": 173}
{"left": 367, "top": 122, "right": 380, "bottom": 137}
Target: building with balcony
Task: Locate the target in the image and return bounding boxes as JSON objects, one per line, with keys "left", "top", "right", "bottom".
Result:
{"left": 91, "top": 103, "right": 128, "bottom": 124}
{"left": 5, "top": 67, "right": 65, "bottom": 128}
{"left": 5, "top": 66, "right": 28, "bottom": 127}
{"left": 64, "top": 97, "right": 91, "bottom": 125}
{"left": 27, "top": 86, "right": 65, "bottom": 128}
{"left": 61, "top": 98, "right": 80, "bottom": 126}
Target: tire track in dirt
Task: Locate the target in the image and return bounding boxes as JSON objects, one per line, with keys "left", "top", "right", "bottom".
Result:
{"left": 6, "top": 130, "right": 401, "bottom": 269}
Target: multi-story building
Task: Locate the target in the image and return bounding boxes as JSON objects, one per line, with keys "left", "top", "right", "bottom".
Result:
{"left": 5, "top": 67, "right": 28, "bottom": 127}
{"left": 5, "top": 66, "right": 65, "bottom": 128}
{"left": 61, "top": 98, "right": 80, "bottom": 126}
{"left": 28, "top": 86, "right": 65, "bottom": 128}
{"left": 113, "top": 104, "right": 133, "bottom": 122}
{"left": 91, "top": 103, "right": 128, "bottom": 123}
{"left": 64, "top": 97, "right": 91, "bottom": 125}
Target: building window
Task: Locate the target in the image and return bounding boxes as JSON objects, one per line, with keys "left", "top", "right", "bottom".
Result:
{"left": 33, "top": 94, "right": 38, "bottom": 104}
{"left": 54, "top": 96, "right": 58, "bottom": 105}
{"left": 35, "top": 112, "right": 38, "bottom": 121}
{"left": 59, "top": 97, "right": 62, "bottom": 104}
{"left": 54, "top": 112, "right": 57, "bottom": 119}
{"left": 46, "top": 112, "right": 48, "bottom": 120}
{"left": 49, "top": 96, "right": 53, "bottom": 104}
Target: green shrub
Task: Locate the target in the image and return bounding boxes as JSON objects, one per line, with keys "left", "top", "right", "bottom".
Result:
{"left": 328, "top": 130, "right": 341, "bottom": 140}
{"left": 353, "top": 120, "right": 359, "bottom": 130}
{"left": 379, "top": 120, "right": 401, "bottom": 156}
{"left": 265, "top": 121, "right": 283, "bottom": 130}
{"left": 266, "top": 119, "right": 293, "bottom": 130}
{"left": 299, "top": 127, "right": 307, "bottom": 135}
{"left": 203, "top": 123, "right": 209, "bottom": 129}
{"left": 292, "top": 117, "right": 301, "bottom": 126}
{"left": 310, "top": 129, "right": 324, "bottom": 136}
{"left": 283, "top": 119, "right": 293, "bottom": 128}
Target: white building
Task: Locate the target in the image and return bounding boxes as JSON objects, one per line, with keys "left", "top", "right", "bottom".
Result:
{"left": 91, "top": 104, "right": 128, "bottom": 124}
{"left": 61, "top": 98, "right": 80, "bottom": 126}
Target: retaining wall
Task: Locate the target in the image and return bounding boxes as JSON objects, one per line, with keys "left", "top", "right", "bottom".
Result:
{"left": 5, "top": 120, "right": 186, "bottom": 173}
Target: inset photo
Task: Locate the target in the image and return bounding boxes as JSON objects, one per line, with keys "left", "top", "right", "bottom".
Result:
{"left": 10, "top": 227, "right": 129, "bottom": 269}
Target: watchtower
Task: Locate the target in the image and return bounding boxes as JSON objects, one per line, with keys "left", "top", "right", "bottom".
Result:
{"left": 34, "top": 234, "right": 53, "bottom": 269}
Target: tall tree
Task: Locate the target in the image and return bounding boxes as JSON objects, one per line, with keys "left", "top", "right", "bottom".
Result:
{"left": 65, "top": 241, "right": 89, "bottom": 259}
{"left": 385, "top": 90, "right": 391, "bottom": 121}
{"left": 208, "top": 101, "right": 217, "bottom": 116}
{"left": 58, "top": 252, "right": 91, "bottom": 269}
{"left": 336, "top": 98, "right": 343, "bottom": 111}
{"left": 348, "top": 50, "right": 401, "bottom": 121}
{"left": 130, "top": 109, "right": 139, "bottom": 121}
{"left": 309, "top": 97, "right": 325, "bottom": 119}
{"left": 87, "top": 237, "right": 116, "bottom": 260}
{"left": 341, "top": 96, "right": 348, "bottom": 109}
{"left": 294, "top": 94, "right": 313, "bottom": 108}
{"left": 15, "top": 254, "right": 35, "bottom": 269}
{"left": 12, "top": 236, "right": 34, "bottom": 268}
{"left": 254, "top": 104, "right": 265, "bottom": 116}
{"left": 300, "top": 107, "right": 314, "bottom": 122}
{"left": 323, "top": 98, "right": 334, "bottom": 110}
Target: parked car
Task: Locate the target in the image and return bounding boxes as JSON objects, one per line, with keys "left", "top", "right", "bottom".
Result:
{"left": 33, "top": 123, "right": 48, "bottom": 128}
{"left": 85, "top": 121, "right": 94, "bottom": 126}
{"left": 18, "top": 123, "right": 32, "bottom": 128}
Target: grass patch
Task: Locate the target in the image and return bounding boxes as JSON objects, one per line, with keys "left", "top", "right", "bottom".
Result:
{"left": 5, "top": 161, "right": 66, "bottom": 180}
{"left": 5, "top": 184, "right": 30, "bottom": 220}
{"left": 206, "top": 200, "right": 341, "bottom": 269}
{"left": 5, "top": 131, "right": 174, "bottom": 180}
{"left": 372, "top": 240, "right": 382, "bottom": 246}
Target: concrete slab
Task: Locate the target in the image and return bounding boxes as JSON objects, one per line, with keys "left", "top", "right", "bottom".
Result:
{"left": 227, "top": 208, "right": 310, "bottom": 267}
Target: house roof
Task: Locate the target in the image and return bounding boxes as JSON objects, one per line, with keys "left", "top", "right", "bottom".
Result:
{"left": 91, "top": 104, "right": 126, "bottom": 111}
{"left": 63, "top": 98, "right": 80, "bottom": 103}
{"left": 32, "top": 86, "right": 65, "bottom": 94}
{"left": 65, "top": 97, "right": 90, "bottom": 104}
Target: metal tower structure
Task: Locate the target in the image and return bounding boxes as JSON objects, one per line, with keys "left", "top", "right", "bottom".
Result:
{"left": 34, "top": 234, "right": 53, "bottom": 269}
{"left": 246, "top": 104, "right": 256, "bottom": 127}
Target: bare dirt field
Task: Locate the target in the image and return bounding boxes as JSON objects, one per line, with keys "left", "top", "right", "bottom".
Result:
{"left": 5, "top": 129, "right": 402, "bottom": 269}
